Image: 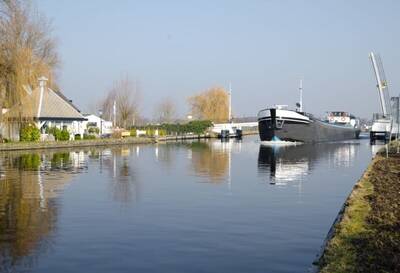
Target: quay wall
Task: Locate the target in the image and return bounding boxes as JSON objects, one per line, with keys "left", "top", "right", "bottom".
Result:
{"left": 0, "top": 137, "right": 155, "bottom": 151}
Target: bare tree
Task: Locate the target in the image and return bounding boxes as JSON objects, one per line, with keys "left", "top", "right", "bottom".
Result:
{"left": 155, "top": 97, "right": 176, "bottom": 123}
{"left": 188, "top": 87, "right": 229, "bottom": 122}
{"left": 0, "top": 0, "right": 59, "bottom": 114}
{"left": 100, "top": 76, "right": 140, "bottom": 128}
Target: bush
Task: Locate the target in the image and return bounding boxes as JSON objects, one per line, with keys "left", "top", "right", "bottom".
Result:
{"left": 60, "top": 129, "right": 70, "bottom": 141}
{"left": 74, "top": 134, "right": 81, "bottom": 140}
{"left": 88, "top": 127, "right": 100, "bottom": 134}
{"left": 20, "top": 125, "right": 40, "bottom": 142}
{"left": 48, "top": 127, "right": 70, "bottom": 141}
{"left": 146, "top": 128, "right": 155, "bottom": 136}
{"left": 112, "top": 131, "right": 122, "bottom": 138}
{"left": 48, "top": 127, "right": 61, "bottom": 140}
{"left": 83, "top": 134, "right": 96, "bottom": 140}
{"left": 130, "top": 129, "right": 137, "bottom": 137}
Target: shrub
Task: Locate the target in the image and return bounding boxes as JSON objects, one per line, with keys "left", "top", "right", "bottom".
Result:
{"left": 48, "top": 127, "right": 61, "bottom": 140}
{"left": 48, "top": 127, "right": 70, "bottom": 141}
{"left": 112, "top": 131, "right": 122, "bottom": 138}
{"left": 60, "top": 129, "right": 70, "bottom": 141}
{"left": 146, "top": 128, "right": 155, "bottom": 136}
{"left": 83, "top": 134, "right": 96, "bottom": 140}
{"left": 20, "top": 125, "right": 40, "bottom": 142}
{"left": 88, "top": 127, "right": 100, "bottom": 134}
{"left": 74, "top": 134, "right": 81, "bottom": 140}
{"left": 130, "top": 129, "right": 137, "bottom": 137}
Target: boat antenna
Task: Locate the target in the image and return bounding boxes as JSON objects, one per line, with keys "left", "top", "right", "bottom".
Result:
{"left": 296, "top": 79, "right": 303, "bottom": 112}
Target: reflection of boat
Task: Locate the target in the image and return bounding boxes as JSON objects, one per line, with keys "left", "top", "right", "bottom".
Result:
{"left": 258, "top": 141, "right": 358, "bottom": 184}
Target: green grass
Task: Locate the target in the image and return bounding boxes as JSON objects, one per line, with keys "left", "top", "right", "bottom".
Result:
{"left": 319, "top": 160, "right": 375, "bottom": 273}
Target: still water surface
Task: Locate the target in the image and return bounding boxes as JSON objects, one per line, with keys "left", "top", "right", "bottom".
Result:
{"left": 0, "top": 136, "right": 376, "bottom": 273}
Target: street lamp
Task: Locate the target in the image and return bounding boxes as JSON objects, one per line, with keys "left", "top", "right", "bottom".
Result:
{"left": 98, "top": 109, "right": 103, "bottom": 136}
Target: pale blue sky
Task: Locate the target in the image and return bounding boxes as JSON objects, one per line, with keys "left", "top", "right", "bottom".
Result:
{"left": 38, "top": 0, "right": 400, "bottom": 119}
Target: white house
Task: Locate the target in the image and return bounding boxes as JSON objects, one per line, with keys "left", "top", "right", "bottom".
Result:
{"left": 82, "top": 114, "right": 113, "bottom": 135}
{"left": 1, "top": 77, "right": 87, "bottom": 141}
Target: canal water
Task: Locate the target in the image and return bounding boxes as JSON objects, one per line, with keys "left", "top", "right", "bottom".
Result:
{"left": 0, "top": 136, "right": 376, "bottom": 273}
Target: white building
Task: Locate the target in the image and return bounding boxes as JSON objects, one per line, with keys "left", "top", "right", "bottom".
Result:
{"left": 82, "top": 114, "right": 113, "bottom": 135}
{"left": 1, "top": 77, "right": 87, "bottom": 141}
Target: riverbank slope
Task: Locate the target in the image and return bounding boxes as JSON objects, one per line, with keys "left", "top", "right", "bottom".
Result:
{"left": 317, "top": 142, "right": 400, "bottom": 272}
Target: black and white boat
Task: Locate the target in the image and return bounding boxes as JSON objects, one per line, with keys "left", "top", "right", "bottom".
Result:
{"left": 257, "top": 82, "right": 360, "bottom": 143}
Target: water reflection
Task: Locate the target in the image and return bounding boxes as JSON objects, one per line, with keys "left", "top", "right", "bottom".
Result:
{"left": 96, "top": 147, "right": 139, "bottom": 204}
{"left": 0, "top": 151, "right": 87, "bottom": 273}
{"left": 258, "top": 142, "right": 359, "bottom": 185}
{"left": 189, "top": 141, "right": 231, "bottom": 183}
{"left": 0, "top": 138, "right": 373, "bottom": 273}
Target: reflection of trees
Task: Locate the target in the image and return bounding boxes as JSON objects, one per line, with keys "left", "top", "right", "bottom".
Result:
{"left": 14, "top": 153, "right": 41, "bottom": 170}
{"left": 190, "top": 142, "right": 229, "bottom": 183}
{"left": 50, "top": 152, "right": 71, "bottom": 169}
{"left": 111, "top": 157, "right": 136, "bottom": 203}
{"left": 0, "top": 150, "right": 86, "bottom": 272}
{"left": 99, "top": 147, "right": 139, "bottom": 204}
{"left": 0, "top": 169, "right": 57, "bottom": 272}
{"left": 156, "top": 143, "right": 176, "bottom": 168}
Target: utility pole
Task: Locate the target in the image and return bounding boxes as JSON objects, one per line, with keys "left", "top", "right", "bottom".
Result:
{"left": 113, "top": 100, "right": 116, "bottom": 128}
{"left": 228, "top": 82, "right": 232, "bottom": 122}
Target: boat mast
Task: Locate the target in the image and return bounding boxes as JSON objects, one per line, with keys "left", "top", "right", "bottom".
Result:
{"left": 299, "top": 79, "right": 303, "bottom": 112}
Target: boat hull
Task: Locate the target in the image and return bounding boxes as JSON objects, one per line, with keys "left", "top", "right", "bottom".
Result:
{"left": 258, "top": 110, "right": 360, "bottom": 143}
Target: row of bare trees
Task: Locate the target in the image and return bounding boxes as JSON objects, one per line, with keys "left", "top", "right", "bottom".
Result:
{"left": 97, "top": 82, "right": 230, "bottom": 127}
{"left": 0, "top": 0, "right": 58, "bottom": 114}
{"left": 98, "top": 76, "right": 140, "bottom": 128}
{"left": 98, "top": 77, "right": 178, "bottom": 127}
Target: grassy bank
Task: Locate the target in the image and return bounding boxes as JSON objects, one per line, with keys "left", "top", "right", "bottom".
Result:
{"left": 318, "top": 142, "right": 400, "bottom": 272}
{"left": 0, "top": 137, "right": 155, "bottom": 151}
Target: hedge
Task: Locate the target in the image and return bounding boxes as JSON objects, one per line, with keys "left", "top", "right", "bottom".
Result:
{"left": 131, "top": 120, "right": 212, "bottom": 136}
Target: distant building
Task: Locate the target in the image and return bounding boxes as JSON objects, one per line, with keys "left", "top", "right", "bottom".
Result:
{"left": 1, "top": 77, "right": 86, "bottom": 141}
{"left": 82, "top": 114, "right": 113, "bottom": 135}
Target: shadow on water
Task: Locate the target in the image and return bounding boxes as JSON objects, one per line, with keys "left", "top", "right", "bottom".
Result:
{"left": 258, "top": 141, "right": 361, "bottom": 185}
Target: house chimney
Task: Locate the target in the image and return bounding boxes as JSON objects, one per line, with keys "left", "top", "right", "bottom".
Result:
{"left": 38, "top": 76, "right": 48, "bottom": 89}
{"left": 37, "top": 76, "right": 48, "bottom": 118}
